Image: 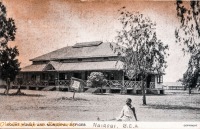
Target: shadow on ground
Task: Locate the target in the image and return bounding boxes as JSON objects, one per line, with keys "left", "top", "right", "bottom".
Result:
{"left": 144, "top": 104, "right": 200, "bottom": 110}
{"left": 0, "top": 93, "right": 44, "bottom": 97}
{"left": 92, "top": 93, "right": 114, "bottom": 96}
{"left": 56, "top": 97, "right": 89, "bottom": 101}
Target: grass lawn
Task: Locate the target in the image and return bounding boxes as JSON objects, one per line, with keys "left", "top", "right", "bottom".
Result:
{"left": 0, "top": 88, "right": 199, "bottom": 121}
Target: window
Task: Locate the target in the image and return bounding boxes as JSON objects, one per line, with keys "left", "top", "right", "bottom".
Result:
{"left": 157, "top": 75, "right": 163, "bottom": 83}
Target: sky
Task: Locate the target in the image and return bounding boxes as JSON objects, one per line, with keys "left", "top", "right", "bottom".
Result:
{"left": 2, "top": 0, "right": 190, "bottom": 82}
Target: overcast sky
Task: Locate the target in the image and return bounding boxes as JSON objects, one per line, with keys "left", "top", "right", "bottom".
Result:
{"left": 3, "top": 0, "right": 190, "bottom": 82}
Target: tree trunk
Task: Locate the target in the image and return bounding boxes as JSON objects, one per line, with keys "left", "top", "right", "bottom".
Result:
{"left": 101, "top": 86, "right": 103, "bottom": 94}
{"left": 189, "top": 86, "right": 192, "bottom": 94}
{"left": 16, "top": 84, "right": 22, "bottom": 94}
{"left": 4, "top": 85, "right": 10, "bottom": 95}
{"left": 4, "top": 79, "right": 10, "bottom": 95}
{"left": 142, "top": 78, "right": 147, "bottom": 105}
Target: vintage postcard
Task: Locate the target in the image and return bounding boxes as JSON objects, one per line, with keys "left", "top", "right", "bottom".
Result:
{"left": 0, "top": 0, "right": 199, "bottom": 129}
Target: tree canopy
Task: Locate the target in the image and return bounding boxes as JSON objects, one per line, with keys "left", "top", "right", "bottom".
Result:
{"left": 0, "top": 2, "right": 20, "bottom": 82}
{"left": 113, "top": 7, "right": 169, "bottom": 79}
{"left": 175, "top": 1, "right": 200, "bottom": 89}
{"left": 113, "top": 7, "right": 169, "bottom": 105}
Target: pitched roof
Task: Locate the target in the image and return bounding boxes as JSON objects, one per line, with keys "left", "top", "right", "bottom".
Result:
{"left": 58, "top": 61, "right": 123, "bottom": 71}
{"left": 21, "top": 61, "right": 123, "bottom": 72}
{"left": 31, "top": 41, "right": 117, "bottom": 61}
{"left": 21, "top": 64, "right": 47, "bottom": 72}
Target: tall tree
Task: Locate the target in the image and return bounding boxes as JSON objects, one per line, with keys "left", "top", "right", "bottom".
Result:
{"left": 0, "top": 2, "right": 20, "bottom": 95}
{"left": 113, "top": 7, "right": 169, "bottom": 105}
{"left": 175, "top": 1, "right": 200, "bottom": 93}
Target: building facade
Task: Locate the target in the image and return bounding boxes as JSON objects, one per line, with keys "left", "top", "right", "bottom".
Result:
{"left": 18, "top": 41, "right": 163, "bottom": 93}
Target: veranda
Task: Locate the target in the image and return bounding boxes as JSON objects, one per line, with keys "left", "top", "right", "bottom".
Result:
{"left": 14, "top": 70, "right": 163, "bottom": 94}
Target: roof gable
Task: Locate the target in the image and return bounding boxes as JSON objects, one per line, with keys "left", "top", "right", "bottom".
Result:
{"left": 43, "top": 64, "right": 55, "bottom": 71}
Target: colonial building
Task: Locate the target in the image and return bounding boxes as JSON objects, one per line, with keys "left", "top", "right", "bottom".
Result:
{"left": 19, "top": 41, "right": 163, "bottom": 93}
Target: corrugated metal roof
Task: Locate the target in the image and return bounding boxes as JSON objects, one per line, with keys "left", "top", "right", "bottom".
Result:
{"left": 58, "top": 61, "right": 123, "bottom": 71}
{"left": 21, "top": 64, "right": 47, "bottom": 72}
{"left": 21, "top": 61, "right": 123, "bottom": 72}
{"left": 31, "top": 42, "right": 117, "bottom": 61}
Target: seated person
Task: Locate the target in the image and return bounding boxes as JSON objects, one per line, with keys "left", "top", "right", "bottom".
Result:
{"left": 116, "top": 98, "right": 138, "bottom": 121}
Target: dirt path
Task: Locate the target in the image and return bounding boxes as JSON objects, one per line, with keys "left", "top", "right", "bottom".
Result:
{"left": 0, "top": 89, "right": 199, "bottom": 121}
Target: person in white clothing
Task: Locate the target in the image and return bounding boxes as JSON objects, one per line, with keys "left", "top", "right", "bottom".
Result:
{"left": 117, "top": 98, "right": 138, "bottom": 121}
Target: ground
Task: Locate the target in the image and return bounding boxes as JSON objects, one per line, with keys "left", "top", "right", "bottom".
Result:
{"left": 0, "top": 89, "right": 199, "bottom": 121}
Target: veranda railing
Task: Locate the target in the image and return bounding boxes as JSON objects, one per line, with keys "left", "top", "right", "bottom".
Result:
{"left": 13, "top": 79, "right": 156, "bottom": 89}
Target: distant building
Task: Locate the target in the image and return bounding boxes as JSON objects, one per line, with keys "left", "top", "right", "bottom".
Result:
{"left": 162, "top": 82, "right": 184, "bottom": 90}
{"left": 19, "top": 41, "right": 164, "bottom": 93}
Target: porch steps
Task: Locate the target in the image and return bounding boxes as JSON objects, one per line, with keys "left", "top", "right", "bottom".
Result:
{"left": 85, "top": 88, "right": 100, "bottom": 93}
{"left": 42, "top": 86, "right": 57, "bottom": 91}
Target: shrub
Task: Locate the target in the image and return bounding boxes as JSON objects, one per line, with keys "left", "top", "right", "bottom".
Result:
{"left": 87, "top": 72, "right": 107, "bottom": 88}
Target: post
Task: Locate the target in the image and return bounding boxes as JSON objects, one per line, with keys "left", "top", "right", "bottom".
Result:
{"left": 122, "top": 71, "right": 125, "bottom": 87}
{"left": 155, "top": 75, "right": 157, "bottom": 89}
{"left": 55, "top": 78, "right": 59, "bottom": 91}
{"left": 56, "top": 72, "right": 59, "bottom": 86}
{"left": 72, "top": 90, "right": 76, "bottom": 99}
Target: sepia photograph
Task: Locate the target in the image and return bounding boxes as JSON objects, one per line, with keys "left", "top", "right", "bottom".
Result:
{"left": 0, "top": 0, "right": 199, "bottom": 128}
